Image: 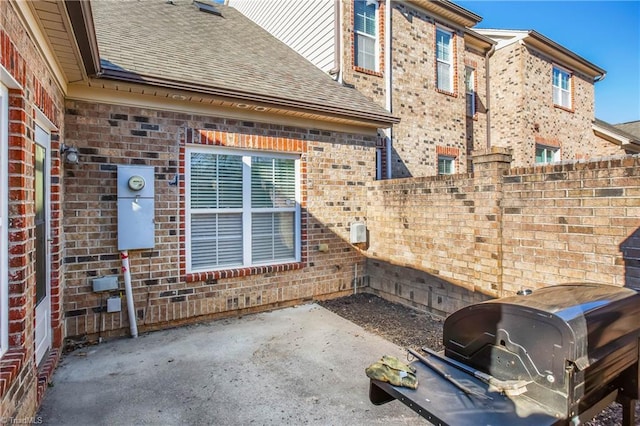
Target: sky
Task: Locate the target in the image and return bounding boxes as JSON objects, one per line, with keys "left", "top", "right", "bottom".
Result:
{"left": 456, "top": 0, "right": 640, "bottom": 125}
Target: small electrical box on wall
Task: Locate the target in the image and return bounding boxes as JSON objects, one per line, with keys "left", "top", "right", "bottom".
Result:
{"left": 117, "top": 165, "right": 155, "bottom": 251}
{"left": 350, "top": 222, "right": 367, "bottom": 244}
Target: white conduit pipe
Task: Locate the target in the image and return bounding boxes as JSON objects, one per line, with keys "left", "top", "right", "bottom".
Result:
{"left": 384, "top": 0, "right": 392, "bottom": 179}
{"left": 121, "top": 250, "right": 138, "bottom": 338}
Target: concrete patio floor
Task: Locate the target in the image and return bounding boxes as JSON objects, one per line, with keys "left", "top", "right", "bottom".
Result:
{"left": 37, "top": 303, "right": 425, "bottom": 425}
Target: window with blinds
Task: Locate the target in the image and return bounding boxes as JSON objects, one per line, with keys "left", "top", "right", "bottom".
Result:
{"left": 436, "top": 28, "right": 453, "bottom": 92}
{"left": 354, "top": 0, "right": 377, "bottom": 71}
{"left": 186, "top": 148, "right": 299, "bottom": 272}
{"left": 553, "top": 67, "right": 572, "bottom": 109}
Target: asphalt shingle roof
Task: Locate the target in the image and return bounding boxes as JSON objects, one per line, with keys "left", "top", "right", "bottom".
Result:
{"left": 90, "top": 0, "right": 397, "bottom": 125}
{"left": 614, "top": 121, "right": 640, "bottom": 139}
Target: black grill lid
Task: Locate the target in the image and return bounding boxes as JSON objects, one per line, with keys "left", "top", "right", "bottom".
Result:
{"left": 444, "top": 283, "right": 640, "bottom": 375}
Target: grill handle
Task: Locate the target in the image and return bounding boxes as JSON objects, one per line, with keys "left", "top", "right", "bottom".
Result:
{"left": 417, "top": 347, "right": 531, "bottom": 396}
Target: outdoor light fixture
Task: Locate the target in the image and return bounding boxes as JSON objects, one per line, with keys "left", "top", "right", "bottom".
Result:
{"left": 60, "top": 143, "right": 79, "bottom": 165}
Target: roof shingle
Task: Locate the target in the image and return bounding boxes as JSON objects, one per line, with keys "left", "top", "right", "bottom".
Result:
{"left": 91, "top": 0, "right": 397, "bottom": 125}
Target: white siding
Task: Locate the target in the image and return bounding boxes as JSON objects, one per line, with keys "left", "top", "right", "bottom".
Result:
{"left": 228, "top": 0, "right": 336, "bottom": 73}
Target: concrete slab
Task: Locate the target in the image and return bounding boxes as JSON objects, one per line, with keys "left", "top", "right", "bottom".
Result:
{"left": 38, "top": 304, "right": 425, "bottom": 425}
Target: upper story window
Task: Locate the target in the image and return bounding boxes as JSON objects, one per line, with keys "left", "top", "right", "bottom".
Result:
{"left": 465, "top": 66, "right": 476, "bottom": 116}
{"left": 438, "top": 155, "right": 455, "bottom": 175}
{"left": 553, "top": 66, "right": 572, "bottom": 109}
{"left": 436, "top": 27, "right": 454, "bottom": 92}
{"left": 186, "top": 147, "right": 300, "bottom": 273}
{"left": 535, "top": 145, "right": 560, "bottom": 164}
{"left": 354, "top": 0, "right": 378, "bottom": 71}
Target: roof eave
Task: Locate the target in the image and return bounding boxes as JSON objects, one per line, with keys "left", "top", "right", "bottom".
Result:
{"left": 464, "top": 28, "right": 496, "bottom": 52}
{"left": 593, "top": 121, "right": 640, "bottom": 152}
{"left": 525, "top": 31, "right": 606, "bottom": 80}
{"left": 406, "top": 0, "right": 482, "bottom": 27}
{"left": 99, "top": 68, "right": 400, "bottom": 127}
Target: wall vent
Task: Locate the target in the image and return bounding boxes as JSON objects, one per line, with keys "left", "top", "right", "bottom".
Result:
{"left": 350, "top": 222, "right": 367, "bottom": 244}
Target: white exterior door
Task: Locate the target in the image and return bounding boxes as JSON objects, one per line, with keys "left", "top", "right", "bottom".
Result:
{"left": 34, "top": 124, "right": 51, "bottom": 364}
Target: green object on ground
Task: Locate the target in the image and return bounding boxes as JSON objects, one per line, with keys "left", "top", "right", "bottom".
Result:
{"left": 365, "top": 355, "right": 418, "bottom": 389}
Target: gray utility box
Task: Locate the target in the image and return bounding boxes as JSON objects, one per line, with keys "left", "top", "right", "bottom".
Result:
{"left": 117, "top": 165, "right": 155, "bottom": 251}
{"left": 93, "top": 276, "right": 119, "bottom": 292}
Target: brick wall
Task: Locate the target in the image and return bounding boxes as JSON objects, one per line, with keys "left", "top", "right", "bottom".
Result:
{"left": 62, "top": 100, "right": 375, "bottom": 340}
{"left": 365, "top": 148, "right": 640, "bottom": 315}
{"left": 0, "top": 1, "right": 66, "bottom": 420}
{"left": 341, "top": 1, "right": 488, "bottom": 179}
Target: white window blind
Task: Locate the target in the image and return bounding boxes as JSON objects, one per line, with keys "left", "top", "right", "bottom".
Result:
{"left": 187, "top": 148, "right": 299, "bottom": 272}
{"left": 553, "top": 67, "right": 571, "bottom": 109}
{"left": 436, "top": 28, "right": 453, "bottom": 92}
{"left": 354, "top": 0, "right": 377, "bottom": 71}
{"left": 251, "top": 157, "right": 296, "bottom": 263}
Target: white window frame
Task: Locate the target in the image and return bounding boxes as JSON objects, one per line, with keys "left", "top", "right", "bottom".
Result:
{"left": 185, "top": 146, "right": 301, "bottom": 273}
{"left": 535, "top": 145, "right": 560, "bottom": 164}
{"left": 465, "top": 66, "right": 476, "bottom": 116}
{"left": 438, "top": 155, "right": 455, "bottom": 175}
{"left": 354, "top": 0, "right": 378, "bottom": 72}
{"left": 436, "top": 26, "right": 454, "bottom": 92}
{"left": 553, "top": 66, "right": 572, "bottom": 109}
{"left": 0, "top": 81, "right": 8, "bottom": 356}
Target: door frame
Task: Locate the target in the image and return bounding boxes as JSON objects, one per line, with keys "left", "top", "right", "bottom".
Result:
{"left": 34, "top": 123, "right": 51, "bottom": 365}
{"left": 0, "top": 81, "right": 8, "bottom": 357}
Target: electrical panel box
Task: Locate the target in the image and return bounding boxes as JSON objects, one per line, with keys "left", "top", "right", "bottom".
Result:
{"left": 117, "top": 165, "right": 155, "bottom": 251}
{"left": 350, "top": 222, "right": 367, "bottom": 244}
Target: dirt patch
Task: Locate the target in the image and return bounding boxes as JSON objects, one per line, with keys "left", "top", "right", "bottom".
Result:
{"left": 319, "top": 292, "right": 636, "bottom": 426}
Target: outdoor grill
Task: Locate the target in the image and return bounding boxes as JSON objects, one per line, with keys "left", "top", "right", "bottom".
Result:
{"left": 369, "top": 283, "right": 640, "bottom": 425}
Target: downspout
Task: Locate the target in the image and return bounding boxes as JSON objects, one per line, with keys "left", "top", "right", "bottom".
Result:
{"left": 329, "top": 0, "right": 343, "bottom": 83}
{"left": 384, "top": 0, "right": 392, "bottom": 179}
{"left": 485, "top": 43, "right": 495, "bottom": 149}
{"left": 120, "top": 251, "right": 139, "bottom": 338}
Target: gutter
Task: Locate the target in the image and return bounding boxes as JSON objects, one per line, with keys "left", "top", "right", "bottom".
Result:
{"left": 384, "top": 0, "right": 392, "bottom": 179}
{"left": 98, "top": 68, "right": 400, "bottom": 126}
{"left": 485, "top": 42, "right": 495, "bottom": 149}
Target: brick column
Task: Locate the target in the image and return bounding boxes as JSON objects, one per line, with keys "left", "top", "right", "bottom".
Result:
{"left": 471, "top": 147, "right": 512, "bottom": 297}
{"left": 471, "top": 147, "right": 513, "bottom": 176}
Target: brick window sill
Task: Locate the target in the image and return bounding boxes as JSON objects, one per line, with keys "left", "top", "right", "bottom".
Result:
{"left": 186, "top": 262, "right": 304, "bottom": 283}
{"left": 554, "top": 104, "right": 575, "bottom": 113}
{"left": 0, "top": 348, "right": 26, "bottom": 398}
{"left": 353, "top": 66, "right": 383, "bottom": 78}
{"left": 436, "top": 88, "right": 457, "bottom": 98}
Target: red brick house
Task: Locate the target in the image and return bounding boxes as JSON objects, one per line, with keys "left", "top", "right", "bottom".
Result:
{"left": 231, "top": 0, "right": 495, "bottom": 178}
{"left": 0, "top": 0, "right": 397, "bottom": 420}
{"left": 476, "top": 29, "right": 640, "bottom": 165}
{"left": 230, "top": 1, "right": 639, "bottom": 174}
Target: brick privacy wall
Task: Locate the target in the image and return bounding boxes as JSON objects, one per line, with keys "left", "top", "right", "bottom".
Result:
{"left": 488, "top": 43, "right": 626, "bottom": 167}
{"left": 501, "top": 155, "right": 640, "bottom": 293}
{"left": 341, "top": 2, "right": 487, "bottom": 179}
{"left": 365, "top": 149, "right": 507, "bottom": 314}
{"left": 365, "top": 149, "right": 640, "bottom": 315}
{"left": 63, "top": 100, "right": 375, "bottom": 340}
{"left": 0, "top": 2, "right": 66, "bottom": 421}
